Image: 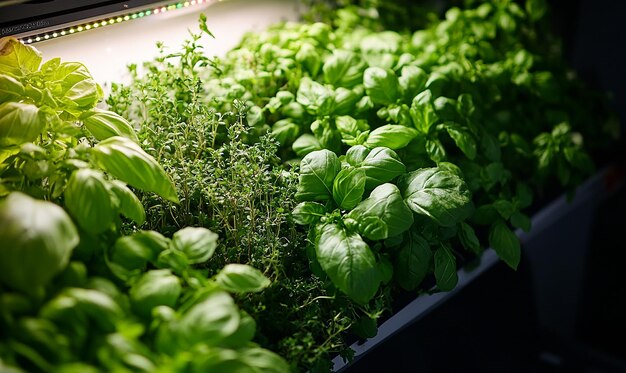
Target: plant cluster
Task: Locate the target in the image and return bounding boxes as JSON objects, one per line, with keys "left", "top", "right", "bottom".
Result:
{"left": 107, "top": 0, "right": 618, "bottom": 370}
{"left": 0, "top": 37, "right": 288, "bottom": 372}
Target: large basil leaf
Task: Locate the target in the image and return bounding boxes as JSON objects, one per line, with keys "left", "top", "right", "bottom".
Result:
{"left": 316, "top": 223, "right": 380, "bottom": 304}
{"left": 399, "top": 65, "right": 427, "bottom": 100}
{"left": 292, "top": 134, "right": 322, "bottom": 157}
{"left": 364, "top": 125, "right": 418, "bottom": 150}
{"left": 177, "top": 291, "right": 240, "bottom": 346}
{"left": 394, "top": 230, "right": 432, "bottom": 291}
{"left": 53, "top": 62, "right": 101, "bottom": 109}
{"left": 323, "top": 49, "right": 366, "bottom": 88}
{"left": 360, "top": 147, "right": 406, "bottom": 189}
{"left": 215, "top": 264, "right": 271, "bottom": 293}
{"left": 0, "top": 192, "right": 78, "bottom": 293}
{"left": 434, "top": 244, "right": 458, "bottom": 291}
{"left": 399, "top": 167, "right": 471, "bottom": 227}
{"left": 0, "top": 102, "right": 46, "bottom": 147}
{"left": 292, "top": 201, "right": 326, "bottom": 225}
{"left": 347, "top": 183, "right": 414, "bottom": 240}
{"left": 171, "top": 227, "right": 218, "bottom": 264}
{"left": 64, "top": 168, "right": 117, "bottom": 234}
{"left": 91, "top": 136, "right": 179, "bottom": 203}
{"left": 82, "top": 109, "right": 138, "bottom": 142}
{"left": 334, "top": 87, "right": 362, "bottom": 116}
{"left": 332, "top": 167, "right": 366, "bottom": 210}
{"left": 0, "top": 38, "right": 42, "bottom": 76}
{"left": 295, "top": 149, "right": 341, "bottom": 202}
{"left": 363, "top": 67, "right": 399, "bottom": 105}
{"left": 0, "top": 74, "right": 25, "bottom": 101}
{"left": 489, "top": 222, "right": 521, "bottom": 269}
{"left": 130, "top": 269, "right": 181, "bottom": 317}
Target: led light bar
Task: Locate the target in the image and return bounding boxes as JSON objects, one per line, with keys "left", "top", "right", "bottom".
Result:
{"left": 6, "top": 0, "right": 219, "bottom": 45}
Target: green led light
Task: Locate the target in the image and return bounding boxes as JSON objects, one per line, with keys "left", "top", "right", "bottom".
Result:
{"left": 108, "top": 19, "right": 114, "bottom": 24}
{"left": 176, "top": 3, "right": 183, "bottom": 8}
{"left": 77, "top": 26, "right": 84, "bottom": 31}
{"left": 85, "top": 24, "right": 91, "bottom": 30}
{"left": 138, "top": 11, "right": 145, "bottom": 17}
{"left": 145, "top": 10, "right": 152, "bottom": 15}
{"left": 101, "top": 20, "right": 107, "bottom": 26}
{"left": 116, "top": 17, "right": 122, "bottom": 22}
{"left": 124, "top": 15, "right": 130, "bottom": 20}
{"left": 93, "top": 23, "right": 99, "bottom": 28}
{"left": 131, "top": 13, "right": 137, "bottom": 19}
{"left": 69, "top": 29, "right": 75, "bottom": 33}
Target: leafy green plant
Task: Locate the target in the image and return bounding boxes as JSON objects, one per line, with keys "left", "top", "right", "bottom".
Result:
{"left": 0, "top": 37, "right": 288, "bottom": 373}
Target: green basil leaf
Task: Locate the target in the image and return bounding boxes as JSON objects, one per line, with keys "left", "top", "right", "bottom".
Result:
{"left": 130, "top": 269, "right": 181, "bottom": 317}
{"left": 434, "top": 244, "right": 458, "bottom": 291}
{"left": 394, "top": 230, "right": 432, "bottom": 291}
{"left": 323, "top": 49, "right": 365, "bottom": 88}
{"left": 363, "top": 67, "right": 399, "bottom": 105}
{"left": 221, "top": 310, "right": 256, "bottom": 348}
{"left": 0, "top": 38, "right": 42, "bottom": 76}
{"left": 444, "top": 122, "right": 477, "bottom": 160}
{"left": 0, "top": 192, "right": 78, "bottom": 293}
{"left": 0, "top": 74, "right": 25, "bottom": 100}
{"left": 92, "top": 136, "right": 179, "bottom": 203}
{"left": 271, "top": 119, "right": 300, "bottom": 146}
{"left": 292, "top": 201, "right": 326, "bottom": 225}
{"left": 177, "top": 291, "right": 240, "bottom": 346}
{"left": 64, "top": 168, "right": 117, "bottom": 234}
{"left": 333, "top": 167, "right": 366, "bottom": 210}
{"left": 292, "top": 134, "right": 322, "bottom": 157}
{"left": 399, "top": 167, "right": 471, "bottom": 227}
{"left": 334, "top": 87, "right": 362, "bottom": 115}
{"left": 360, "top": 147, "right": 406, "bottom": 189}
{"left": 215, "top": 264, "right": 271, "bottom": 293}
{"left": 296, "top": 77, "right": 335, "bottom": 116}
{"left": 316, "top": 223, "right": 380, "bottom": 304}
{"left": 510, "top": 211, "right": 531, "bottom": 232}
{"left": 53, "top": 62, "right": 101, "bottom": 109}
{"left": 352, "top": 315, "right": 378, "bottom": 339}
{"left": 481, "top": 132, "right": 501, "bottom": 161}
{"left": 0, "top": 102, "right": 46, "bottom": 147}
{"left": 295, "top": 149, "right": 341, "bottom": 202}
{"left": 399, "top": 65, "right": 427, "bottom": 100}
{"left": 410, "top": 90, "right": 438, "bottom": 133}
{"left": 108, "top": 180, "right": 145, "bottom": 225}
{"left": 459, "top": 222, "right": 481, "bottom": 255}
{"left": 107, "top": 231, "right": 168, "bottom": 281}
{"left": 82, "top": 109, "right": 138, "bottom": 142}
{"left": 63, "top": 288, "right": 123, "bottom": 332}
{"left": 171, "top": 227, "right": 218, "bottom": 264}
{"left": 365, "top": 125, "right": 418, "bottom": 150}
{"left": 493, "top": 199, "right": 515, "bottom": 220}
{"left": 296, "top": 42, "right": 322, "bottom": 77}
{"left": 345, "top": 145, "right": 369, "bottom": 167}
{"left": 238, "top": 347, "right": 290, "bottom": 373}
{"left": 489, "top": 222, "right": 521, "bottom": 270}
{"left": 348, "top": 183, "right": 414, "bottom": 240}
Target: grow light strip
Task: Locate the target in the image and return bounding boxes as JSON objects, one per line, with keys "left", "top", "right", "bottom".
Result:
{"left": 19, "top": 0, "right": 217, "bottom": 45}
